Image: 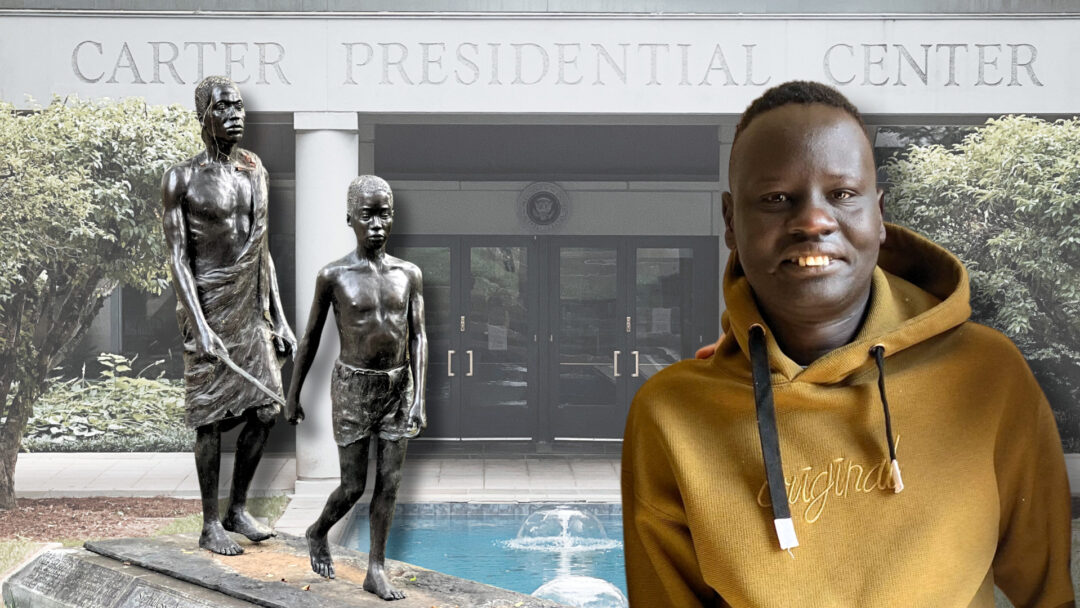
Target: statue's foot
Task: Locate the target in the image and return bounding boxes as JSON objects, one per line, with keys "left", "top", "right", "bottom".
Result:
{"left": 306, "top": 524, "right": 335, "bottom": 579}
{"left": 200, "top": 522, "right": 243, "bottom": 556}
{"left": 222, "top": 508, "right": 275, "bottom": 542}
{"left": 363, "top": 563, "right": 405, "bottom": 600}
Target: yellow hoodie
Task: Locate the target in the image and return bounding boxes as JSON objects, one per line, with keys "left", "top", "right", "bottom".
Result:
{"left": 622, "top": 224, "right": 1074, "bottom": 607}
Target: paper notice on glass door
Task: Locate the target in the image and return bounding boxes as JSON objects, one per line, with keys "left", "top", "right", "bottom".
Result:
{"left": 488, "top": 324, "right": 508, "bottom": 351}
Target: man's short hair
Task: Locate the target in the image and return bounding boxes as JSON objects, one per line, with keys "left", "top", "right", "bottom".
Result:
{"left": 347, "top": 175, "right": 393, "bottom": 219}
{"left": 194, "top": 75, "right": 239, "bottom": 119}
{"left": 733, "top": 80, "right": 865, "bottom": 146}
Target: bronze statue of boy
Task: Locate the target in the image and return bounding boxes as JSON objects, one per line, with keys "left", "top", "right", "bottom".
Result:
{"left": 286, "top": 175, "right": 428, "bottom": 600}
{"left": 163, "top": 76, "right": 296, "bottom": 556}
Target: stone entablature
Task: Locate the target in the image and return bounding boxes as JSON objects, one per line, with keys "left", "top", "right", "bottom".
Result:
{"left": 1, "top": 13, "right": 1075, "bottom": 114}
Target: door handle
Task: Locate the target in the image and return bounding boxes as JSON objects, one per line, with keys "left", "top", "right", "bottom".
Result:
{"left": 632, "top": 350, "right": 640, "bottom": 377}
{"left": 448, "top": 349, "right": 455, "bottom": 377}
{"left": 466, "top": 350, "right": 474, "bottom": 376}
{"left": 613, "top": 350, "right": 621, "bottom": 377}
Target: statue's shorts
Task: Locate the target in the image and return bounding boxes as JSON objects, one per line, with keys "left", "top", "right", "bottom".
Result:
{"left": 331, "top": 360, "right": 415, "bottom": 447}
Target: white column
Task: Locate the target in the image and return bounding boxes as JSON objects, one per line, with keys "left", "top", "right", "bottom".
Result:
{"left": 293, "top": 112, "right": 359, "bottom": 482}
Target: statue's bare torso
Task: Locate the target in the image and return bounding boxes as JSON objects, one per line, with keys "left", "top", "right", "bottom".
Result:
{"left": 174, "top": 151, "right": 260, "bottom": 276}
{"left": 322, "top": 252, "right": 417, "bottom": 370}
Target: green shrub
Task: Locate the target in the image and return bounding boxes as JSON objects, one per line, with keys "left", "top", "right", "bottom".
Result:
{"left": 885, "top": 115, "right": 1080, "bottom": 451}
{"left": 20, "top": 354, "right": 193, "bottom": 453}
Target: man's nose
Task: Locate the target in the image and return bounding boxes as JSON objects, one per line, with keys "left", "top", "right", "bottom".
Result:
{"left": 788, "top": 194, "right": 838, "bottom": 237}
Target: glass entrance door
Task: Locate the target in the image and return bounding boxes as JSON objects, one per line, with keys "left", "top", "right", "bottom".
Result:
{"left": 547, "top": 238, "right": 716, "bottom": 440}
{"left": 391, "top": 236, "right": 538, "bottom": 440}
{"left": 460, "top": 240, "right": 537, "bottom": 438}
{"left": 629, "top": 247, "right": 699, "bottom": 395}
{"left": 395, "top": 235, "right": 717, "bottom": 444}
{"left": 549, "top": 242, "right": 627, "bottom": 439}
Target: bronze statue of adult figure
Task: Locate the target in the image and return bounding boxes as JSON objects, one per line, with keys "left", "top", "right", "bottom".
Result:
{"left": 162, "top": 76, "right": 296, "bottom": 556}
{"left": 286, "top": 175, "right": 427, "bottom": 600}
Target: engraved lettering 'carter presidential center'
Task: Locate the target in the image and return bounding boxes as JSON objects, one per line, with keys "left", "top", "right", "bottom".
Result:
{"left": 2, "top": 15, "right": 1074, "bottom": 114}
{"left": 73, "top": 39, "right": 1043, "bottom": 89}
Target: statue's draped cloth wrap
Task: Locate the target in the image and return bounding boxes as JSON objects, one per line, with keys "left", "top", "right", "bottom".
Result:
{"left": 176, "top": 158, "right": 283, "bottom": 429}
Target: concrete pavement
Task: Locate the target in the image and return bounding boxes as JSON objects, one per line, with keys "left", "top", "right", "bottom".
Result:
{"left": 12, "top": 452, "right": 623, "bottom": 540}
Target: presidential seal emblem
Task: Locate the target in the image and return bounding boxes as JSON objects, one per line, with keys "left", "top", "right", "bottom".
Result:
{"left": 517, "top": 182, "right": 569, "bottom": 232}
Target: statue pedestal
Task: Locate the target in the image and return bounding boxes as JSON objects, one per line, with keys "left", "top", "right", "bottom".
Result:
{"left": 3, "top": 533, "right": 565, "bottom": 607}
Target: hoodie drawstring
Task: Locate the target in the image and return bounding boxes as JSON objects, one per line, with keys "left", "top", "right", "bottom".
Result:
{"left": 748, "top": 324, "right": 798, "bottom": 551}
{"left": 749, "top": 328, "right": 906, "bottom": 552}
{"left": 871, "top": 345, "right": 904, "bottom": 493}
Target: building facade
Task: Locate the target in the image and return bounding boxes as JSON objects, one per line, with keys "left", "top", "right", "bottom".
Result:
{"left": 3, "top": 2, "right": 1077, "bottom": 481}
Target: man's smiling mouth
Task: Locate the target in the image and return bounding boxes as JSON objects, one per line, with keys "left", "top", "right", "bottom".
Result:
{"left": 792, "top": 255, "right": 831, "bottom": 267}
{"left": 783, "top": 254, "right": 836, "bottom": 268}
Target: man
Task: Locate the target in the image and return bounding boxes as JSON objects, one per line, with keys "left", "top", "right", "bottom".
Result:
{"left": 162, "top": 76, "right": 296, "bottom": 556}
{"left": 622, "top": 81, "right": 1073, "bottom": 606}
{"left": 286, "top": 175, "right": 427, "bottom": 600}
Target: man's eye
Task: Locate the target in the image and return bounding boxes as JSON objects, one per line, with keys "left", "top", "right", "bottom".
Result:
{"left": 833, "top": 191, "right": 853, "bottom": 201}
{"left": 763, "top": 193, "right": 789, "bottom": 203}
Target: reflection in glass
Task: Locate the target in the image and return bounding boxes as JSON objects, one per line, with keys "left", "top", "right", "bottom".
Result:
{"left": 559, "top": 248, "right": 618, "bottom": 408}
{"left": 635, "top": 248, "right": 692, "bottom": 379}
{"left": 467, "top": 247, "right": 529, "bottom": 409}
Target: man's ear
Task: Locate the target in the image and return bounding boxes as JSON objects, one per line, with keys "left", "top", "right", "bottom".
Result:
{"left": 722, "top": 191, "right": 736, "bottom": 250}
{"left": 876, "top": 188, "right": 886, "bottom": 244}
{"left": 346, "top": 213, "right": 352, "bottom": 226}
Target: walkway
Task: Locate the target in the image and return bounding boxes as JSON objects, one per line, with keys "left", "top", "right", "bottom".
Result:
{"left": 12, "top": 453, "right": 623, "bottom": 538}
{"left": 12, "top": 452, "right": 295, "bottom": 498}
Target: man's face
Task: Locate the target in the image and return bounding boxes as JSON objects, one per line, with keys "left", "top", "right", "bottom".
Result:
{"left": 349, "top": 190, "right": 394, "bottom": 250}
{"left": 722, "top": 103, "right": 885, "bottom": 323}
{"left": 203, "top": 84, "right": 245, "bottom": 143}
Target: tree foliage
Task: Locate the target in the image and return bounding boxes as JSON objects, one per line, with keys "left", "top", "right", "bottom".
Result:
{"left": 884, "top": 115, "right": 1080, "bottom": 450}
{"left": 0, "top": 97, "right": 200, "bottom": 507}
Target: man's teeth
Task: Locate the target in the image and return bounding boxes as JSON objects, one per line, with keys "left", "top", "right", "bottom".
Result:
{"left": 796, "top": 255, "right": 831, "bottom": 267}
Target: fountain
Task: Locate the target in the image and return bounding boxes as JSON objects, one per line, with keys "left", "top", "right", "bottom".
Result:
{"left": 502, "top": 506, "right": 627, "bottom": 607}
{"left": 503, "top": 505, "right": 621, "bottom": 552}
{"left": 532, "top": 575, "right": 629, "bottom": 608}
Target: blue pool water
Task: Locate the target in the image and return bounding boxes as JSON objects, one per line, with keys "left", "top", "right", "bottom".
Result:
{"left": 342, "top": 504, "right": 627, "bottom": 598}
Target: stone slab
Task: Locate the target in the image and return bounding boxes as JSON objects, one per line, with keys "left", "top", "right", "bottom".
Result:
{"left": 3, "top": 548, "right": 256, "bottom": 608}
{"left": 82, "top": 533, "right": 565, "bottom": 608}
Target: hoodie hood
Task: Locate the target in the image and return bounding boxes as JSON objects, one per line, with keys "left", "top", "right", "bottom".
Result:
{"left": 721, "top": 222, "right": 972, "bottom": 384}
{"left": 722, "top": 222, "right": 972, "bottom": 550}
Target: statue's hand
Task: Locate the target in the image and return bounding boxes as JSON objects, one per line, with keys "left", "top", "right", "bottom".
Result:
{"left": 273, "top": 333, "right": 297, "bottom": 360}
{"left": 286, "top": 399, "right": 304, "bottom": 425}
{"left": 406, "top": 400, "right": 426, "bottom": 437}
{"left": 196, "top": 329, "right": 228, "bottom": 361}
{"left": 273, "top": 322, "right": 297, "bottom": 359}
